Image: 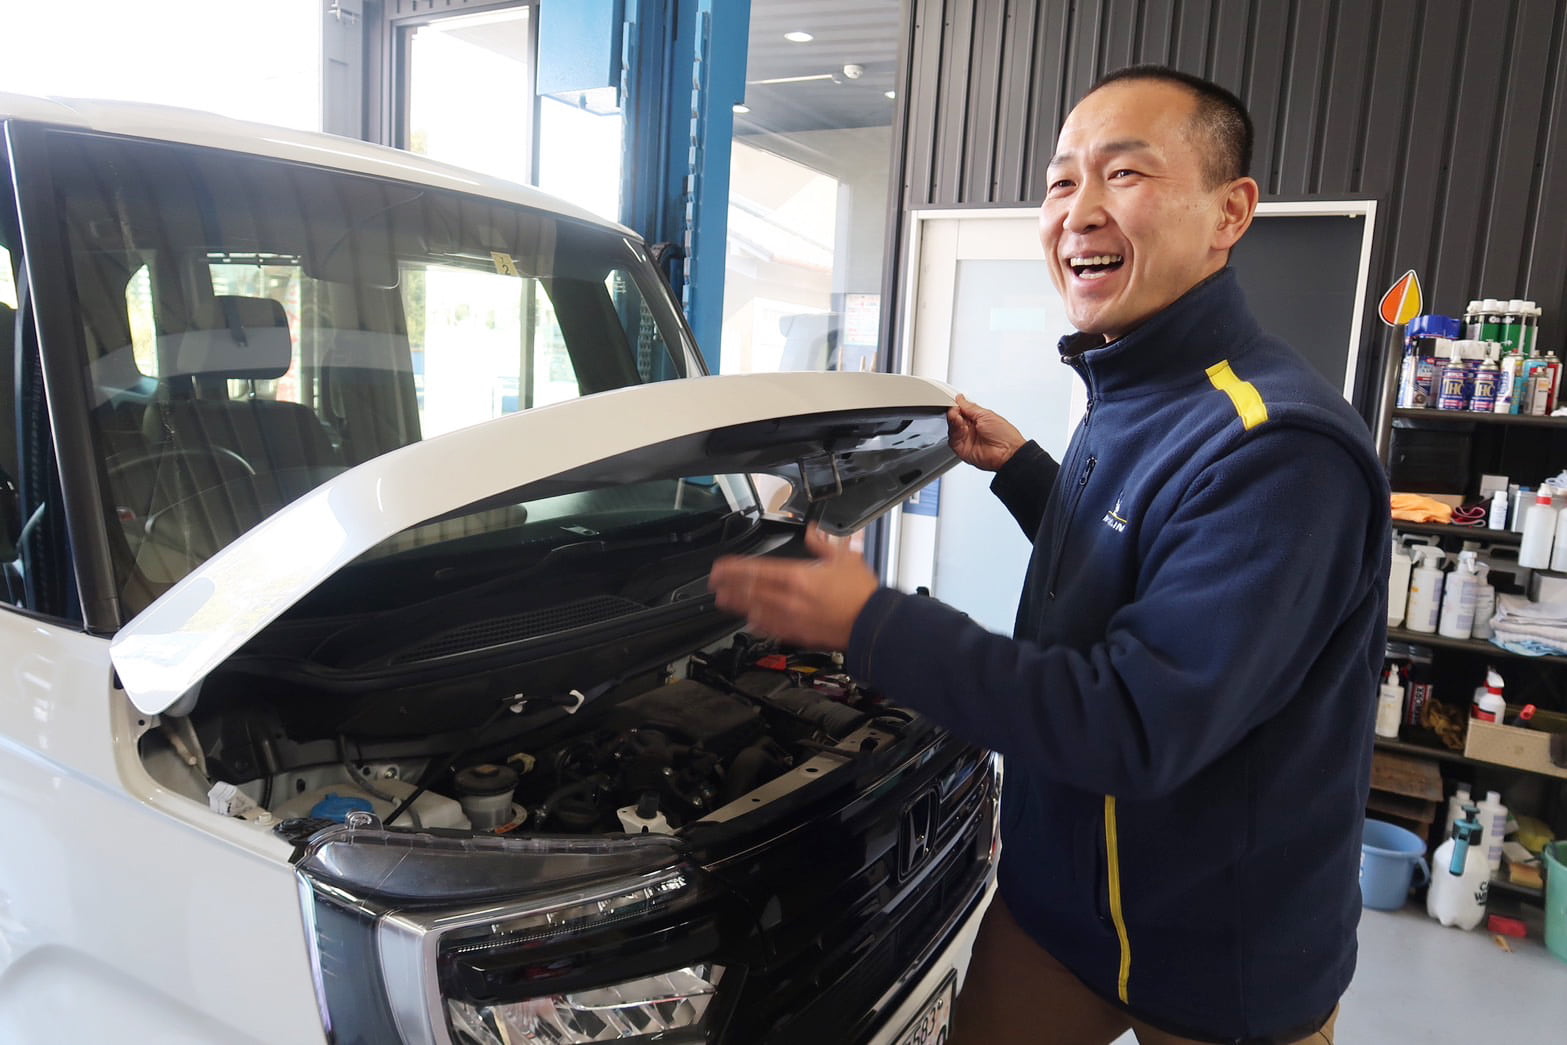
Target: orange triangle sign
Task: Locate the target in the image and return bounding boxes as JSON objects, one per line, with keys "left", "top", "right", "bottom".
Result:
{"left": 1379, "top": 270, "right": 1423, "bottom": 327}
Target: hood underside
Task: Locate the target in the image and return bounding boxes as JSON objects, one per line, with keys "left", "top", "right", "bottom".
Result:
{"left": 110, "top": 371, "right": 958, "bottom": 714}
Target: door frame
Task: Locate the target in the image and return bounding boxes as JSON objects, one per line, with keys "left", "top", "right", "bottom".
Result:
{"left": 886, "top": 199, "right": 1379, "bottom": 590}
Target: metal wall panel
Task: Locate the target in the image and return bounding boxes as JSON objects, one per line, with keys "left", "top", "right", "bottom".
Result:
{"left": 895, "top": 0, "right": 1567, "bottom": 410}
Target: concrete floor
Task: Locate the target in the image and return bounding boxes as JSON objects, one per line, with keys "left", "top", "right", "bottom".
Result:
{"left": 1109, "top": 901, "right": 1566, "bottom": 1042}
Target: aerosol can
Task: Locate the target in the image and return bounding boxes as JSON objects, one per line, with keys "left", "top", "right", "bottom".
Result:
{"left": 1427, "top": 803, "right": 1489, "bottom": 930}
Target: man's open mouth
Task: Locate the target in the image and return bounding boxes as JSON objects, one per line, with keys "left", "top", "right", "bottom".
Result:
{"left": 1068, "top": 254, "right": 1125, "bottom": 280}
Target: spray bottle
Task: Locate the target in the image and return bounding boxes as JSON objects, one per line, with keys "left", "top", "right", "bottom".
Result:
{"left": 1388, "top": 537, "right": 1413, "bottom": 627}
{"left": 1438, "top": 550, "right": 1481, "bottom": 639}
{"left": 1427, "top": 803, "right": 1489, "bottom": 929}
{"left": 1406, "top": 545, "right": 1445, "bottom": 634}
{"left": 1469, "top": 560, "right": 1496, "bottom": 639}
{"left": 1375, "top": 666, "right": 1404, "bottom": 739}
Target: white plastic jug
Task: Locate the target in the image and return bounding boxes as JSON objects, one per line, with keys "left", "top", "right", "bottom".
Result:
{"left": 1428, "top": 805, "right": 1489, "bottom": 930}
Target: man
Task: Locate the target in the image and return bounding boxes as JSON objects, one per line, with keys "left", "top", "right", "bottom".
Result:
{"left": 709, "top": 65, "right": 1388, "bottom": 1044}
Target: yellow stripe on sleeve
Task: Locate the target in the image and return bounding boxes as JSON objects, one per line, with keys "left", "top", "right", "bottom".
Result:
{"left": 1104, "top": 795, "right": 1132, "bottom": 1004}
{"left": 1206, "top": 359, "right": 1270, "bottom": 430}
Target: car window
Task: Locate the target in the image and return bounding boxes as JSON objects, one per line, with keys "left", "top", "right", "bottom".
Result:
{"left": 40, "top": 129, "right": 705, "bottom": 616}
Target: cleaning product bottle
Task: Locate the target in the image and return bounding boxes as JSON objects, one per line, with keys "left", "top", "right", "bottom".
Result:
{"left": 1472, "top": 667, "right": 1506, "bottom": 722}
{"left": 1388, "top": 538, "right": 1412, "bottom": 628}
{"left": 1444, "top": 785, "right": 1473, "bottom": 838}
{"left": 1406, "top": 545, "right": 1446, "bottom": 633}
{"left": 1519, "top": 490, "right": 1557, "bottom": 568}
{"left": 1488, "top": 487, "right": 1509, "bottom": 529}
{"left": 1478, "top": 788, "right": 1508, "bottom": 874}
{"left": 1469, "top": 562, "right": 1496, "bottom": 639}
{"left": 1438, "top": 550, "right": 1481, "bottom": 638}
{"left": 1375, "top": 666, "right": 1404, "bottom": 739}
{"left": 1550, "top": 504, "right": 1567, "bottom": 572}
{"left": 1428, "top": 803, "right": 1489, "bottom": 929}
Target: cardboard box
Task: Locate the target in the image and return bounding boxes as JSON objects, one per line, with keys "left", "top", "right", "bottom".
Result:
{"left": 1463, "top": 708, "right": 1567, "bottom": 779}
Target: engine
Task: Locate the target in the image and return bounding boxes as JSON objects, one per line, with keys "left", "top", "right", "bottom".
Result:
{"left": 515, "top": 646, "right": 884, "bottom": 834}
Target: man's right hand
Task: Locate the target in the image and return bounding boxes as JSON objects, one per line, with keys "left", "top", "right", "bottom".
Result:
{"left": 948, "top": 394, "right": 1027, "bottom": 472}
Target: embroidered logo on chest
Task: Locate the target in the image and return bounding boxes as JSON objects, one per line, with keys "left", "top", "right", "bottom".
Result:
{"left": 1101, "top": 492, "right": 1129, "bottom": 533}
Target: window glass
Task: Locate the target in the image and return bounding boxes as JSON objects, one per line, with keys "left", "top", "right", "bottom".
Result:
{"left": 405, "top": 5, "right": 533, "bottom": 183}
{"left": 0, "top": 0, "right": 320, "bottom": 130}
{"left": 721, "top": 1, "right": 899, "bottom": 375}
{"left": 47, "top": 131, "right": 700, "bottom": 615}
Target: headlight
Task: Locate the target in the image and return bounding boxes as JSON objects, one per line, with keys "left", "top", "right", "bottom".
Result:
{"left": 294, "top": 819, "right": 730, "bottom": 1045}
{"left": 447, "top": 963, "right": 723, "bottom": 1044}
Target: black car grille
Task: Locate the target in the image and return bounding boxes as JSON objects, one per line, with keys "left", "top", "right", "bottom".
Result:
{"left": 726, "top": 747, "right": 995, "bottom": 1044}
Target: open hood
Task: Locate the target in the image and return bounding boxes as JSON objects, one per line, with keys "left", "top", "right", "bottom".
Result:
{"left": 111, "top": 371, "right": 959, "bottom": 714}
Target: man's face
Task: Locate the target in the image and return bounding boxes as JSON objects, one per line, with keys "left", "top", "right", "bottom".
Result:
{"left": 1040, "top": 80, "right": 1247, "bottom": 341}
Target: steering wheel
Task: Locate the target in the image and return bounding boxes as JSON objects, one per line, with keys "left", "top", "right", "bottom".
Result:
{"left": 106, "top": 445, "right": 260, "bottom": 560}
{"left": 106, "top": 445, "right": 256, "bottom": 482}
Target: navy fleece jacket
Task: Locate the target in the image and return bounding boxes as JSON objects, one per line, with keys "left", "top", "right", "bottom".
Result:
{"left": 848, "top": 269, "right": 1389, "bottom": 1041}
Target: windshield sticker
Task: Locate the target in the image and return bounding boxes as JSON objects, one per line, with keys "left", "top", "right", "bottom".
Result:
{"left": 491, "top": 251, "right": 521, "bottom": 276}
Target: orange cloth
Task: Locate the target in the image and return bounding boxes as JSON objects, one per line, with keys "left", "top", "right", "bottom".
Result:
{"left": 1390, "top": 493, "right": 1454, "bottom": 523}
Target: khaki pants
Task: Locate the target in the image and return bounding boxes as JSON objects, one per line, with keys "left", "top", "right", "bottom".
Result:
{"left": 951, "top": 896, "right": 1338, "bottom": 1045}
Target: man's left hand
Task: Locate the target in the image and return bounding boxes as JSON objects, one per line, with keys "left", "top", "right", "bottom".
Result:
{"left": 708, "top": 524, "right": 879, "bottom": 651}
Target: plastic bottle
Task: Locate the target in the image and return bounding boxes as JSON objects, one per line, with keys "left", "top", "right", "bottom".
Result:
{"left": 1488, "top": 488, "right": 1509, "bottom": 530}
{"left": 1438, "top": 550, "right": 1481, "bottom": 638}
{"left": 1478, "top": 788, "right": 1508, "bottom": 875}
{"left": 1512, "top": 486, "right": 1535, "bottom": 532}
{"left": 1470, "top": 565, "right": 1496, "bottom": 639}
{"left": 1375, "top": 667, "right": 1404, "bottom": 739}
{"left": 1388, "top": 538, "right": 1413, "bottom": 627}
{"left": 1519, "top": 491, "right": 1557, "bottom": 568}
{"left": 1444, "top": 784, "right": 1473, "bottom": 838}
{"left": 1472, "top": 667, "right": 1505, "bottom": 723}
{"left": 1428, "top": 804, "right": 1490, "bottom": 929}
{"left": 1405, "top": 546, "right": 1445, "bottom": 633}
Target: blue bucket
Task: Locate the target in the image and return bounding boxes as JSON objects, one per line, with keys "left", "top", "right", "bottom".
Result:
{"left": 1360, "top": 819, "right": 1430, "bottom": 910}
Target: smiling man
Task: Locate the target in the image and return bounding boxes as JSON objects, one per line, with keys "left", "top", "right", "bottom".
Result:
{"left": 710, "top": 66, "right": 1389, "bottom": 1044}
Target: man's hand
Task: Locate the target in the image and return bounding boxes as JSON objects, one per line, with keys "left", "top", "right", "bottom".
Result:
{"left": 708, "top": 524, "right": 879, "bottom": 651}
{"left": 947, "top": 394, "right": 1027, "bottom": 472}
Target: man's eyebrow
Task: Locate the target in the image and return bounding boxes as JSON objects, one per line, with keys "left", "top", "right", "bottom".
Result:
{"left": 1047, "top": 139, "right": 1156, "bottom": 168}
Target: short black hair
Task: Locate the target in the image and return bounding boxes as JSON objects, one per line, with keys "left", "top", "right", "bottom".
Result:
{"left": 1089, "top": 65, "right": 1253, "bottom": 187}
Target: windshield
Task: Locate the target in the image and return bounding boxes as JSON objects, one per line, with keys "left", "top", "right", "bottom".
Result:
{"left": 40, "top": 129, "right": 745, "bottom": 616}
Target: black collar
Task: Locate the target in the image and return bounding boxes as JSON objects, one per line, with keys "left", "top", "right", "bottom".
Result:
{"left": 1056, "top": 268, "right": 1263, "bottom": 400}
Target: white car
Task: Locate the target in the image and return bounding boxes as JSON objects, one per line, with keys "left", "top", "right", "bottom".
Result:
{"left": 0, "top": 95, "right": 996, "bottom": 1044}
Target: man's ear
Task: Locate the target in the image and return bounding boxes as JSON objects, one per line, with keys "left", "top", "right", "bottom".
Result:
{"left": 1213, "top": 176, "right": 1260, "bottom": 251}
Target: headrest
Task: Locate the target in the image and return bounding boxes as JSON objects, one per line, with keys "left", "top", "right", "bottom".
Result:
{"left": 160, "top": 296, "right": 292, "bottom": 380}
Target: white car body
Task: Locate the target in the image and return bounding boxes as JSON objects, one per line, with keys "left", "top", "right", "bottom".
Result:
{"left": 0, "top": 96, "right": 995, "bottom": 1044}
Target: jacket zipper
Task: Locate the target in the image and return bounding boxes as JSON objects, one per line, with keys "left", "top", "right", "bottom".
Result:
{"left": 1045, "top": 389, "right": 1096, "bottom": 600}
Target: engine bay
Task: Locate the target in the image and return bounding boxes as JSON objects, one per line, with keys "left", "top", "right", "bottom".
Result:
{"left": 141, "top": 635, "right": 915, "bottom": 840}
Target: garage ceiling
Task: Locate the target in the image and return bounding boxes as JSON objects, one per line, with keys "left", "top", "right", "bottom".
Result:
{"left": 737, "top": 0, "right": 901, "bottom": 135}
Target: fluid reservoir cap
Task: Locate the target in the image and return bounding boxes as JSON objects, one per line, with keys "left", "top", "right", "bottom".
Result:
{"left": 310, "top": 793, "right": 374, "bottom": 822}
{"left": 455, "top": 763, "right": 520, "bottom": 797}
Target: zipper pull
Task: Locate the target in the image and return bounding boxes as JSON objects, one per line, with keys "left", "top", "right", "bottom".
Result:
{"left": 1079, "top": 456, "right": 1097, "bottom": 486}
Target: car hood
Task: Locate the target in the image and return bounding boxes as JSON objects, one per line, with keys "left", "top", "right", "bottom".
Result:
{"left": 111, "top": 371, "right": 959, "bottom": 714}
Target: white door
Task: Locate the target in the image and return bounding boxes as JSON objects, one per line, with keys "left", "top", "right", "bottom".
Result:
{"left": 891, "top": 209, "right": 1086, "bottom": 634}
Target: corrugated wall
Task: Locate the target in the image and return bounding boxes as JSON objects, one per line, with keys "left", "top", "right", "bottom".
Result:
{"left": 892, "top": 0, "right": 1567, "bottom": 407}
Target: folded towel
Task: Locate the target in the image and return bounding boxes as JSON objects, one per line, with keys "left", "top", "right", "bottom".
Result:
{"left": 1391, "top": 493, "right": 1454, "bottom": 523}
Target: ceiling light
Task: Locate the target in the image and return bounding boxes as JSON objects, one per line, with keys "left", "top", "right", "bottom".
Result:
{"left": 885, "top": 90, "right": 896, "bottom": 99}
{"left": 784, "top": 31, "right": 814, "bottom": 43}
{"left": 732, "top": 103, "right": 750, "bottom": 114}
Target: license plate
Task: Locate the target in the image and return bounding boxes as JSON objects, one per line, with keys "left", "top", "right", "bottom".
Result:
{"left": 895, "top": 972, "right": 955, "bottom": 1045}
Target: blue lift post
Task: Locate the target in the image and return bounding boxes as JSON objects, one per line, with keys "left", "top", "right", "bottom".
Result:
{"left": 623, "top": 1, "right": 750, "bottom": 373}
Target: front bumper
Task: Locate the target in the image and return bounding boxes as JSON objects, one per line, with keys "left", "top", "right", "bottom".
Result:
{"left": 862, "top": 873, "right": 997, "bottom": 1045}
